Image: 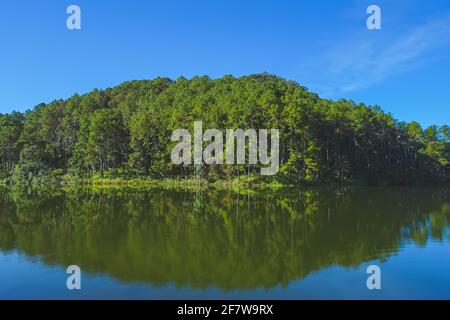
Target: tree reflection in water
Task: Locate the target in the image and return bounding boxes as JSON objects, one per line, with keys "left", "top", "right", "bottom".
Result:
{"left": 0, "top": 186, "right": 448, "bottom": 290}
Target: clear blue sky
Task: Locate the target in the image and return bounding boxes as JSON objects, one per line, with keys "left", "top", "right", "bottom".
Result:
{"left": 0, "top": 0, "right": 449, "bottom": 127}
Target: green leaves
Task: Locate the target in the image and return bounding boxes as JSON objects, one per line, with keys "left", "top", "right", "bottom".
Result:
{"left": 0, "top": 74, "right": 448, "bottom": 185}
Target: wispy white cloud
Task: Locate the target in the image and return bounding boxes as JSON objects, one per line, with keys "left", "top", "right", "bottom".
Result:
{"left": 300, "top": 13, "right": 450, "bottom": 96}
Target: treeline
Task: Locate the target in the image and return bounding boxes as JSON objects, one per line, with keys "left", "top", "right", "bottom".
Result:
{"left": 0, "top": 73, "right": 449, "bottom": 184}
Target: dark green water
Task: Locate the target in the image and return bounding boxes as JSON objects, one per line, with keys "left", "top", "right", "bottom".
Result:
{"left": 0, "top": 186, "right": 449, "bottom": 299}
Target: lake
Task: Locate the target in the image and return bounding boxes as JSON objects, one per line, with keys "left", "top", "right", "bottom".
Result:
{"left": 0, "top": 186, "right": 449, "bottom": 299}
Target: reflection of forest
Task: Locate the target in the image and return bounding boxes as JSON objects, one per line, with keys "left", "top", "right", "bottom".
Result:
{"left": 0, "top": 186, "right": 449, "bottom": 290}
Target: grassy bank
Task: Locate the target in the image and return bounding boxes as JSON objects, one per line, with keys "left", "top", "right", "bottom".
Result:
{"left": 2, "top": 173, "right": 307, "bottom": 192}
{"left": 69, "top": 175, "right": 294, "bottom": 193}
{"left": 3, "top": 174, "right": 447, "bottom": 193}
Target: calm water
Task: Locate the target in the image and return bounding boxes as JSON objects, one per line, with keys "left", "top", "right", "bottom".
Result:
{"left": 0, "top": 186, "right": 449, "bottom": 299}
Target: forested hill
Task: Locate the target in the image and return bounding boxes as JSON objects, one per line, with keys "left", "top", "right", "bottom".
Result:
{"left": 0, "top": 73, "right": 449, "bottom": 185}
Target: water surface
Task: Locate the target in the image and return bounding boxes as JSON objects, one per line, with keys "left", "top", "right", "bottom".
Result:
{"left": 0, "top": 186, "right": 449, "bottom": 299}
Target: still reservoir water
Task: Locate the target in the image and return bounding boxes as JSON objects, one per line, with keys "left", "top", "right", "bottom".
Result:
{"left": 0, "top": 186, "right": 449, "bottom": 299}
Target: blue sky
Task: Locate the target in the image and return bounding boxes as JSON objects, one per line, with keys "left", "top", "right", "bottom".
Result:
{"left": 0, "top": 0, "right": 449, "bottom": 127}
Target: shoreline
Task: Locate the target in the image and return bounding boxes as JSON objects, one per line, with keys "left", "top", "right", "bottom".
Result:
{"left": 1, "top": 176, "right": 449, "bottom": 192}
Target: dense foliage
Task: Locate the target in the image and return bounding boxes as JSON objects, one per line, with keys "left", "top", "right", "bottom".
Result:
{"left": 0, "top": 73, "right": 448, "bottom": 184}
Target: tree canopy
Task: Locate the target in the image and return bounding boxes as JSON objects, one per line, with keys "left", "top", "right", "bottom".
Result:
{"left": 0, "top": 73, "right": 448, "bottom": 184}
